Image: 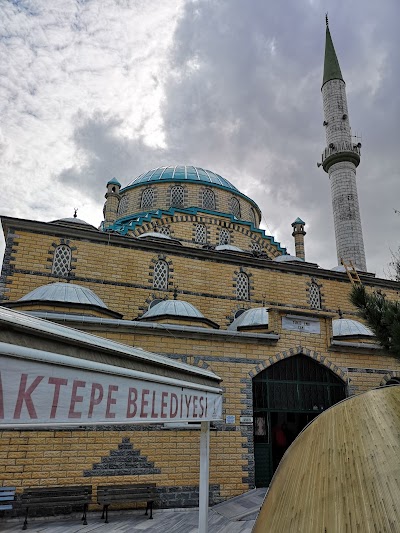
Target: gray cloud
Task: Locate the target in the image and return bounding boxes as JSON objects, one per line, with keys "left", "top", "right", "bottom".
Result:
{"left": 1, "top": 0, "right": 399, "bottom": 277}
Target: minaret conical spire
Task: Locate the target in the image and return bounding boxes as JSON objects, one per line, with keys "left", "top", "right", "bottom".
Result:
{"left": 322, "top": 15, "right": 344, "bottom": 87}
{"left": 319, "top": 18, "right": 367, "bottom": 272}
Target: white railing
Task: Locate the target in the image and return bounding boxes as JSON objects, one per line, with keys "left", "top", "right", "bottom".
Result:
{"left": 322, "top": 141, "right": 361, "bottom": 162}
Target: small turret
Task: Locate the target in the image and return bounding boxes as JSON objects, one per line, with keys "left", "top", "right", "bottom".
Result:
{"left": 291, "top": 217, "right": 306, "bottom": 260}
{"left": 103, "top": 177, "right": 121, "bottom": 230}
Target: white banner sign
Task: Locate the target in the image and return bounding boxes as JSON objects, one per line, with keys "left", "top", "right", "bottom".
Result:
{"left": 282, "top": 315, "right": 321, "bottom": 334}
{"left": 0, "top": 356, "right": 222, "bottom": 427}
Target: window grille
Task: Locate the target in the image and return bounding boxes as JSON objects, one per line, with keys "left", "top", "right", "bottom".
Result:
{"left": 141, "top": 188, "right": 154, "bottom": 209}
{"left": 309, "top": 282, "right": 321, "bottom": 309}
{"left": 170, "top": 186, "right": 185, "bottom": 207}
{"left": 202, "top": 188, "right": 216, "bottom": 210}
{"left": 250, "top": 241, "right": 261, "bottom": 252}
{"left": 219, "top": 228, "right": 230, "bottom": 245}
{"left": 153, "top": 260, "right": 169, "bottom": 290}
{"left": 195, "top": 223, "right": 207, "bottom": 244}
{"left": 158, "top": 226, "right": 170, "bottom": 236}
{"left": 250, "top": 208, "right": 257, "bottom": 225}
{"left": 230, "top": 197, "right": 241, "bottom": 218}
{"left": 236, "top": 272, "right": 249, "bottom": 300}
{"left": 117, "top": 196, "right": 128, "bottom": 215}
{"left": 52, "top": 245, "right": 72, "bottom": 277}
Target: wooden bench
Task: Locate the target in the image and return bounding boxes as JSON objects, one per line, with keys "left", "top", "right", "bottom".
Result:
{"left": 97, "top": 483, "right": 157, "bottom": 523}
{"left": 0, "top": 486, "right": 16, "bottom": 514}
{"left": 20, "top": 485, "right": 92, "bottom": 530}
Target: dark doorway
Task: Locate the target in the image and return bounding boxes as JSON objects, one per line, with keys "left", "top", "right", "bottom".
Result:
{"left": 253, "top": 355, "right": 346, "bottom": 487}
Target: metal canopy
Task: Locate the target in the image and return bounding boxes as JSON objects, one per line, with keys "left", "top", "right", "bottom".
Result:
{"left": 0, "top": 307, "right": 222, "bottom": 533}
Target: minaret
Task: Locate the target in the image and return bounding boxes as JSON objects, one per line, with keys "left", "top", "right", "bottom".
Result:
{"left": 103, "top": 177, "right": 121, "bottom": 230}
{"left": 291, "top": 217, "right": 306, "bottom": 260}
{"left": 320, "top": 17, "right": 367, "bottom": 271}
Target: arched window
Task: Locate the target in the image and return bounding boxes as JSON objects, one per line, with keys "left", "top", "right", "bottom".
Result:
{"left": 170, "top": 185, "right": 185, "bottom": 207}
{"left": 202, "top": 188, "right": 216, "bottom": 210}
{"left": 195, "top": 223, "right": 207, "bottom": 244}
{"left": 236, "top": 272, "right": 249, "bottom": 300}
{"left": 141, "top": 188, "right": 154, "bottom": 209}
{"left": 158, "top": 226, "right": 170, "bottom": 236}
{"left": 230, "top": 197, "right": 241, "bottom": 218}
{"left": 153, "top": 260, "right": 169, "bottom": 290}
{"left": 309, "top": 282, "right": 321, "bottom": 309}
{"left": 52, "top": 245, "right": 72, "bottom": 278}
{"left": 219, "top": 228, "right": 230, "bottom": 245}
{"left": 250, "top": 241, "right": 261, "bottom": 252}
{"left": 250, "top": 208, "right": 257, "bottom": 226}
{"left": 117, "top": 196, "right": 128, "bottom": 215}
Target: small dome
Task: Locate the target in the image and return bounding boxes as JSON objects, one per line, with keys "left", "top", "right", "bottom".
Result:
{"left": 19, "top": 282, "right": 108, "bottom": 308}
{"left": 274, "top": 254, "right": 304, "bottom": 263}
{"left": 215, "top": 244, "right": 244, "bottom": 252}
{"left": 141, "top": 299, "right": 205, "bottom": 319}
{"left": 137, "top": 232, "right": 172, "bottom": 240}
{"left": 107, "top": 177, "right": 121, "bottom": 187}
{"left": 51, "top": 217, "right": 97, "bottom": 230}
{"left": 125, "top": 165, "right": 239, "bottom": 192}
{"left": 332, "top": 318, "right": 374, "bottom": 337}
{"left": 331, "top": 265, "right": 362, "bottom": 272}
{"left": 331, "top": 265, "right": 346, "bottom": 272}
{"left": 228, "top": 307, "right": 269, "bottom": 331}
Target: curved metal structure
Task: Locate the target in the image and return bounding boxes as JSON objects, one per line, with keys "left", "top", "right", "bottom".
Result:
{"left": 254, "top": 386, "right": 400, "bottom": 532}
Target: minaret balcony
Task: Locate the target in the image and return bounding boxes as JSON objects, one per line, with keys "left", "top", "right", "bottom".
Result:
{"left": 321, "top": 141, "right": 361, "bottom": 172}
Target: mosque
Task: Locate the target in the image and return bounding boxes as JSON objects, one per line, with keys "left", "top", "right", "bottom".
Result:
{"left": 1, "top": 22, "right": 399, "bottom": 506}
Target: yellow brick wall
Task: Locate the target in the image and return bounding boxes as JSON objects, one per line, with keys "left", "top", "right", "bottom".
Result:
{"left": 131, "top": 213, "right": 280, "bottom": 256}
{"left": 0, "top": 429, "right": 248, "bottom": 500}
{"left": 3, "top": 221, "right": 400, "bottom": 506}
{"left": 5, "top": 228, "right": 400, "bottom": 324}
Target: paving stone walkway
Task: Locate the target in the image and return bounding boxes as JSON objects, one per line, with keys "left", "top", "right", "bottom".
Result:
{"left": 0, "top": 488, "right": 267, "bottom": 533}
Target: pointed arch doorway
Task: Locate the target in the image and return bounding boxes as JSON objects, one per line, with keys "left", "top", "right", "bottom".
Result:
{"left": 253, "top": 354, "right": 346, "bottom": 487}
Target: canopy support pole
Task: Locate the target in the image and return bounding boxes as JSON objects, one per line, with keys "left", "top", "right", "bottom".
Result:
{"left": 199, "top": 420, "right": 210, "bottom": 533}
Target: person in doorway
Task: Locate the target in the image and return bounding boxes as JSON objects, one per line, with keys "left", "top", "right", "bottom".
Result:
{"left": 272, "top": 423, "right": 288, "bottom": 466}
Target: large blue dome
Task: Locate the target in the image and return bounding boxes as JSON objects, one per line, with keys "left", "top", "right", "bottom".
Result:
{"left": 124, "top": 166, "right": 239, "bottom": 192}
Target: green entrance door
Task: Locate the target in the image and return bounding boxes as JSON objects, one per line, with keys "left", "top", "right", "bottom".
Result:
{"left": 253, "top": 355, "right": 346, "bottom": 487}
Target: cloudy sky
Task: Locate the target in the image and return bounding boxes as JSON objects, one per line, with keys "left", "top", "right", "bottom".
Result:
{"left": 0, "top": 0, "right": 399, "bottom": 278}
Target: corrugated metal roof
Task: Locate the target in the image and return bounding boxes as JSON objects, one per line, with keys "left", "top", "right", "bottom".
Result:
{"left": 0, "top": 307, "right": 221, "bottom": 382}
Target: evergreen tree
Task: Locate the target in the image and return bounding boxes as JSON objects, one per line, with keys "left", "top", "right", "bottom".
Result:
{"left": 350, "top": 284, "right": 400, "bottom": 358}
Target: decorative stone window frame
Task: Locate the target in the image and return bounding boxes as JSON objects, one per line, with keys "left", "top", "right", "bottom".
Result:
{"left": 230, "top": 197, "right": 241, "bottom": 219}
{"left": 140, "top": 187, "right": 156, "bottom": 210}
{"left": 47, "top": 239, "right": 77, "bottom": 278}
{"left": 306, "top": 277, "right": 324, "bottom": 310}
{"left": 117, "top": 195, "right": 129, "bottom": 216}
{"left": 249, "top": 207, "right": 257, "bottom": 226}
{"left": 154, "top": 224, "right": 171, "bottom": 237}
{"left": 200, "top": 187, "right": 217, "bottom": 211}
{"left": 250, "top": 240, "right": 261, "bottom": 253}
{"left": 169, "top": 184, "right": 187, "bottom": 208}
{"left": 193, "top": 222, "right": 208, "bottom": 244}
{"left": 233, "top": 267, "right": 253, "bottom": 301}
{"left": 149, "top": 254, "right": 174, "bottom": 291}
{"left": 218, "top": 227, "right": 231, "bottom": 245}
